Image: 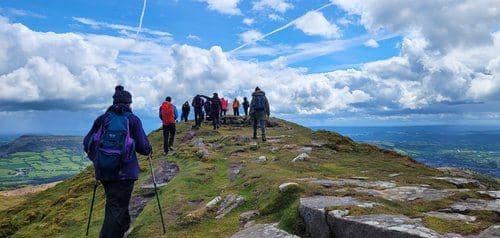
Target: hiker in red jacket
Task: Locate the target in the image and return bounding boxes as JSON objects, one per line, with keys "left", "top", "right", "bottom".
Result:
{"left": 159, "top": 97, "right": 178, "bottom": 154}
{"left": 220, "top": 98, "right": 228, "bottom": 116}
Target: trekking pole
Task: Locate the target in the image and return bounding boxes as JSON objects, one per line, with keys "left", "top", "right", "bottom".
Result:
{"left": 148, "top": 153, "right": 167, "bottom": 234}
{"left": 86, "top": 180, "right": 99, "bottom": 237}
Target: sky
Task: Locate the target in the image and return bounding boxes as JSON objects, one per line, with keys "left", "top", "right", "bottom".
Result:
{"left": 0, "top": 0, "right": 499, "bottom": 135}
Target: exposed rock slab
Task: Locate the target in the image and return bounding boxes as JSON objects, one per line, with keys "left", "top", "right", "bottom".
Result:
{"left": 425, "top": 211, "right": 476, "bottom": 222}
{"left": 291, "top": 153, "right": 309, "bottom": 162}
{"left": 356, "top": 186, "right": 454, "bottom": 201}
{"left": 231, "top": 223, "right": 298, "bottom": 238}
{"left": 230, "top": 163, "right": 245, "bottom": 181}
{"left": 327, "top": 214, "right": 442, "bottom": 238}
{"left": 239, "top": 210, "right": 260, "bottom": 222}
{"left": 451, "top": 198, "right": 500, "bottom": 213}
{"left": 477, "top": 191, "right": 500, "bottom": 199}
{"left": 310, "top": 179, "right": 397, "bottom": 189}
{"left": 477, "top": 225, "right": 500, "bottom": 238}
{"left": 216, "top": 194, "right": 245, "bottom": 219}
{"left": 299, "top": 196, "right": 379, "bottom": 238}
{"left": 431, "top": 177, "right": 481, "bottom": 188}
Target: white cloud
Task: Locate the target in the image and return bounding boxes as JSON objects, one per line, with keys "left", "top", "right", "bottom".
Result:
{"left": 364, "top": 38, "right": 379, "bottom": 48}
{"left": 239, "top": 30, "right": 263, "bottom": 44}
{"left": 243, "top": 18, "right": 255, "bottom": 25}
{"left": 294, "top": 11, "right": 341, "bottom": 38}
{"left": 268, "top": 13, "right": 284, "bottom": 21}
{"left": 187, "top": 34, "right": 202, "bottom": 41}
{"left": 0, "top": 7, "right": 46, "bottom": 19}
{"left": 73, "top": 17, "right": 172, "bottom": 42}
{"left": 198, "top": 0, "right": 241, "bottom": 15}
{"left": 253, "top": 0, "right": 293, "bottom": 13}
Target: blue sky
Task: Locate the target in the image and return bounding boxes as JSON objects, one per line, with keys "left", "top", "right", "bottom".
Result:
{"left": 0, "top": 0, "right": 499, "bottom": 135}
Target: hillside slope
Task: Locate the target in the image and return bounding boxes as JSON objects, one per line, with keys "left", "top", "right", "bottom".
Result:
{"left": 0, "top": 119, "right": 498, "bottom": 238}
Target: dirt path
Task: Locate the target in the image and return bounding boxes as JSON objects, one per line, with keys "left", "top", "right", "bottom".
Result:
{"left": 0, "top": 181, "right": 62, "bottom": 197}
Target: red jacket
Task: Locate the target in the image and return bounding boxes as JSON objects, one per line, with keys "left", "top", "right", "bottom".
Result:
{"left": 221, "top": 98, "right": 228, "bottom": 110}
{"left": 160, "top": 102, "right": 176, "bottom": 125}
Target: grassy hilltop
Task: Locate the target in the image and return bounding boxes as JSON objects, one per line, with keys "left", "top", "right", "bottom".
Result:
{"left": 0, "top": 119, "right": 498, "bottom": 238}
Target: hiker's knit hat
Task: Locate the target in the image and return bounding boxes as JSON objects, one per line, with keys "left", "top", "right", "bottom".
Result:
{"left": 113, "top": 85, "right": 132, "bottom": 104}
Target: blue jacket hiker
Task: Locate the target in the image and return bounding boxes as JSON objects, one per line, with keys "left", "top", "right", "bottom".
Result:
{"left": 83, "top": 85, "right": 152, "bottom": 238}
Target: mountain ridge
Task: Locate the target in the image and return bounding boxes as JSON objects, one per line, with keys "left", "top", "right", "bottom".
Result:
{"left": 0, "top": 118, "right": 497, "bottom": 238}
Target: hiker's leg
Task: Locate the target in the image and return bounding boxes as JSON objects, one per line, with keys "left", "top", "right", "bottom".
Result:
{"left": 252, "top": 116, "right": 258, "bottom": 138}
{"left": 162, "top": 125, "right": 168, "bottom": 153}
{"left": 100, "top": 180, "right": 134, "bottom": 238}
{"left": 169, "top": 124, "right": 176, "bottom": 148}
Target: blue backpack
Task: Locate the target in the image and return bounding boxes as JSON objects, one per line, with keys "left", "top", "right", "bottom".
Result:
{"left": 253, "top": 95, "right": 266, "bottom": 112}
{"left": 89, "top": 112, "right": 134, "bottom": 180}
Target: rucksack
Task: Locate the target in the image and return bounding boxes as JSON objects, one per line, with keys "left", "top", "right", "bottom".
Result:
{"left": 160, "top": 102, "right": 175, "bottom": 125}
{"left": 90, "top": 111, "right": 134, "bottom": 181}
{"left": 193, "top": 96, "right": 203, "bottom": 108}
{"left": 253, "top": 95, "right": 266, "bottom": 111}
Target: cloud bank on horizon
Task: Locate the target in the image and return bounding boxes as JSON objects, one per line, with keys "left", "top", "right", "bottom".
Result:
{"left": 0, "top": 0, "right": 499, "bottom": 132}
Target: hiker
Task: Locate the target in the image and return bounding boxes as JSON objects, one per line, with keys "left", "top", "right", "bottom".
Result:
{"left": 83, "top": 85, "right": 152, "bottom": 238}
{"left": 233, "top": 98, "right": 240, "bottom": 116}
{"left": 243, "top": 97, "right": 250, "bottom": 116}
{"left": 201, "top": 93, "right": 222, "bottom": 130}
{"left": 181, "top": 101, "right": 190, "bottom": 123}
{"left": 159, "top": 97, "right": 178, "bottom": 154}
{"left": 249, "top": 87, "right": 270, "bottom": 141}
{"left": 191, "top": 95, "right": 204, "bottom": 129}
{"left": 220, "top": 97, "right": 228, "bottom": 117}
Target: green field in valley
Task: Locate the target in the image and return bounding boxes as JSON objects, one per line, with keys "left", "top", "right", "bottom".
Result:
{"left": 0, "top": 149, "right": 90, "bottom": 190}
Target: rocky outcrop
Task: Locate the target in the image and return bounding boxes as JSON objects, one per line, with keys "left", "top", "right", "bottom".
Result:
{"left": 327, "top": 214, "right": 442, "bottom": 238}
{"left": 299, "top": 196, "right": 379, "bottom": 238}
{"left": 451, "top": 198, "right": 500, "bottom": 213}
{"left": 231, "top": 223, "right": 298, "bottom": 238}
{"left": 216, "top": 194, "right": 245, "bottom": 219}
{"left": 279, "top": 182, "right": 299, "bottom": 192}
{"left": 477, "top": 190, "right": 500, "bottom": 199}
{"left": 310, "top": 178, "right": 396, "bottom": 189}
{"left": 431, "top": 177, "right": 481, "bottom": 188}
{"left": 356, "top": 186, "right": 454, "bottom": 201}
{"left": 230, "top": 163, "right": 245, "bottom": 181}
{"left": 291, "top": 153, "right": 309, "bottom": 162}
{"left": 477, "top": 225, "right": 500, "bottom": 238}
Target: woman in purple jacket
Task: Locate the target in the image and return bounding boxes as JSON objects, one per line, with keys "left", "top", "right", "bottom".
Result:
{"left": 84, "top": 86, "right": 152, "bottom": 238}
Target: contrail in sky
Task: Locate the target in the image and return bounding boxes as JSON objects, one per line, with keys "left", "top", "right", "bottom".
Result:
{"left": 135, "top": 0, "right": 147, "bottom": 39}
{"left": 230, "top": 2, "right": 334, "bottom": 53}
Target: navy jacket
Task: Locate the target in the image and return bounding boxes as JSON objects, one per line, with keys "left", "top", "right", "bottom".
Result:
{"left": 84, "top": 104, "right": 152, "bottom": 180}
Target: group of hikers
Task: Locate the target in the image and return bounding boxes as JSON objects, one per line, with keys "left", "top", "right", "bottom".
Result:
{"left": 83, "top": 85, "right": 270, "bottom": 237}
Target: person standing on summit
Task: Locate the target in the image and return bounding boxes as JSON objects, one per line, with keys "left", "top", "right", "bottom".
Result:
{"left": 250, "top": 87, "right": 270, "bottom": 141}
{"left": 243, "top": 97, "right": 250, "bottom": 116}
{"left": 232, "top": 98, "right": 240, "bottom": 116}
{"left": 181, "top": 101, "right": 190, "bottom": 123}
{"left": 159, "top": 97, "right": 178, "bottom": 154}
{"left": 201, "top": 93, "right": 222, "bottom": 130}
{"left": 191, "top": 95, "right": 204, "bottom": 129}
{"left": 84, "top": 85, "right": 152, "bottom": 238}
{"left": 220, "top": 97, "right": 228, "bottom": 117}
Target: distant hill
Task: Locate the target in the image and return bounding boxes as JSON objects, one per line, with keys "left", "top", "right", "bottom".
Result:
{"left": 0, "top": 135, "right": 83, "bottom": 157}
{"left": 0, "top": 135, "right": 88, "bottom": 190}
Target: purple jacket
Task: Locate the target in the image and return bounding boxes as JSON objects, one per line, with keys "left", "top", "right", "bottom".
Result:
{"left": 84, "top": 104, "right": 152, "bottom": 180}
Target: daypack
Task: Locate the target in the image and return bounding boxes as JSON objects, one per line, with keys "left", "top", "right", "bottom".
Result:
{"left": 160, "top": 102, "right": 175, "bottom": 125}
{"left": 253, "top": 95, "right": 266, "bottom": 111}
{"left": 90, "top": 111, "right": 134, "bottom": 181}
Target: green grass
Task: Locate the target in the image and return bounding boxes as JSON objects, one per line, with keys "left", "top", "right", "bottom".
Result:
{"left": 0, "top": 149, "right": 89, "bottom": 190}
{"left": 0, "top": 118, "right": 497, "bottom": 237}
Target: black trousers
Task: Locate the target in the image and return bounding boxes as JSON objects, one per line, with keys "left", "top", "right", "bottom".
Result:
{"left": 244, "top": 107, "right": 249, "bottom": 116}
{"left": 194, "top": 108, "right": 203, "bottom": 128}
{"left": 233, "top": 107, "right": 240, "bottom": 116}
{"left": 181, "top": 111, "right": 189, "bottom": 122}
{"left": 212, "top": 112, "right": 220, "bottom": 129}
{"left": 162, "top": 124, "right": 176, "bottom": 153}
{"left": 100, "top": 180, "right": 135, "bottom": 238}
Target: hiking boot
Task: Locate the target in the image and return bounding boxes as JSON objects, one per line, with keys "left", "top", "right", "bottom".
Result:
{"left": 252, "top": 132, "right": 257, "bottom": 140}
